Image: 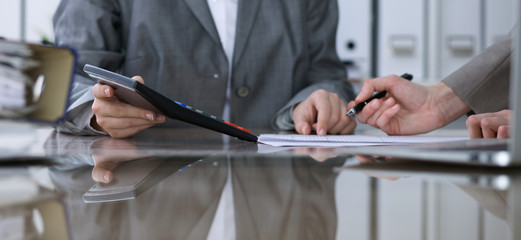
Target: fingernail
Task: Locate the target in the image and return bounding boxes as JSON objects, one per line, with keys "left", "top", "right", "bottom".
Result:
{"left": 385, "top": 98, "right": 393, "bottom": 105}
{"left": 371, "top": 101, "right": 379, "bottom": 109}
{"left": 104, "top": 172, "right": 110, "bottom": 182}
{"left": 104, "top": 88, "right": 110, "bottom": 96}
{"left": 319, "top": 129, "right": 326, "bottom": 136}
{"left": 157, "top": 115, "right": 166, "bottom": 122}
{"left": 146, "top": 113, "right": 154, "bottom": 121}
{"left": 392, "top": 105, "right": 400, "bottom": 111}
{"left": 302, "top": 126, "right": 308, "bottom": 134}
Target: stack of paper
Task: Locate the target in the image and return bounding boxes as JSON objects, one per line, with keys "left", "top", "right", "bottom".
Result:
{"left": 258, "top": 134, "right": 470, "bottom": 147}
{"left": 0, "top": 41, "right": 40, "bottom": 117}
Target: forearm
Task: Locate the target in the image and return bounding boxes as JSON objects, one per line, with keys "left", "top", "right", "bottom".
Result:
{"left": 442, "top": 36, "right": 512, "bottom": 114}
{"left": 430, "top": 83, "right": 471, "bottom": 126}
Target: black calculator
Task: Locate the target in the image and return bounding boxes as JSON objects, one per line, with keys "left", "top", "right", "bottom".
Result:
{"left": 83, "top": 64, "right": 258, "bottom": 142}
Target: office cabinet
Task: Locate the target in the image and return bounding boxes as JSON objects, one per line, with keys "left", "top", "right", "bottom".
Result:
{"left": 336, "top": 0, "right": 372, "bottom": 80}
{"left": 437, "top": 0, "right": 482, "bottom": 79}
{"left": 377, "top": 0, "right": 426, "bottom": 80}
{"left": 485, "top": 0, "right": 515, "bottom": 48}
{"left": 376, "top": 0, "right": 514, "bottom": 82}
{"left": 0, "top": 1, "right": 21, "bottom": 40}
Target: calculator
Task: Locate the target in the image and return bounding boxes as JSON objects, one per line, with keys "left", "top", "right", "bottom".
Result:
{"left": 83, "top": 64, "right": 258, "bottom": 142}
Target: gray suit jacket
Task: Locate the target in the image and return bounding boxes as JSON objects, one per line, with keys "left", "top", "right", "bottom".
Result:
{"left": 53, "top": 0, "right": 353, "bottom": 135}
{"left": 443, "top": 36, "right": 512, "bottom": 114}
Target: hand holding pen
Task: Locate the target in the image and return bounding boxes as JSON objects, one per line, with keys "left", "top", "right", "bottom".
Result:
{"left": 344, "top": 73, "right": 460, "bottom": 135}
{"left": 346, "top": 73, "right": 471, "bottom": 135}
{"left": 346, "top": 73, "right": 413, "bottom": 116}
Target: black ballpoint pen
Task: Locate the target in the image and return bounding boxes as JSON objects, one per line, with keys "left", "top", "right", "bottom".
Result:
{"left": 346, "top": 73, "right": 413, "bottom": 117}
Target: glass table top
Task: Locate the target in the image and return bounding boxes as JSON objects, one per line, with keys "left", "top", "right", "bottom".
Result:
{"left": 1, "top": 127, "right": 519, "bottom": 239}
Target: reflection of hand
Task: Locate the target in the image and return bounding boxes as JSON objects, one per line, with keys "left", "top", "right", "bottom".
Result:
{"left": 91, "top": 137, "right": 147, "bottom": 183}
{"left": 354, "top": 155, "right": 401, "bottom": 181}
{"left": 91, "top": 76, "right": 166, "bottom": 138}
{"left": 466, "top": 110, "right": 511, "bottom": 139}
{"left": 292, "top": 90, "right": 356, "bottom": 136}
{"left": 352, "top": 75, "right": 470, "bottom": 135}
{"left": 294, "top": 147, "right": 338, "bottom": 162}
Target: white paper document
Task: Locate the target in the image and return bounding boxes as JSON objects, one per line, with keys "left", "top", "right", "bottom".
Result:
{"left": 258, "top": 134, "right": 470, "bottom": 147}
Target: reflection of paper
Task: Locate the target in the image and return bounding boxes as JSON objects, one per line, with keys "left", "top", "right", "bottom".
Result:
{"left": 258, "top": 134, "right": 469, "bottom": 147}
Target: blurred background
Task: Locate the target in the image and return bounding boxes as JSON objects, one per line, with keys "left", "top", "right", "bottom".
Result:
{"left": 0, "top": 0, "right": 515, "bottom": 84}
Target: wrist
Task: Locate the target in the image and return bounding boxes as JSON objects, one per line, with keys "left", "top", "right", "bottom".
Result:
{"left": 431, "top": 83, "right": 471, "bottom": 125}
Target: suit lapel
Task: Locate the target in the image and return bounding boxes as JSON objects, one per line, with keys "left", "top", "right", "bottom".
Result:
{"left": 233, "top": 0, "right": 263, "bottom": 66}
{"left": 183, "top": 0, "right": 221, "bottom": 46}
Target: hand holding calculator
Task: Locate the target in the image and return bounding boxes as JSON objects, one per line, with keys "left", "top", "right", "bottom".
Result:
{"left": 83, "top": 64, "right": 258, "bottom": 142}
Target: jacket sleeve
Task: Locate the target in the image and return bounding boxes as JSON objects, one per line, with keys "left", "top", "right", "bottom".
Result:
{"left": 442, "top": 36, "right": 512, "bottom": 114}
{"left": 53, "top": 0, "right": 123, "bottom": 135}
{"left": 272, "top": 0, "right": 354, "bottom": 130}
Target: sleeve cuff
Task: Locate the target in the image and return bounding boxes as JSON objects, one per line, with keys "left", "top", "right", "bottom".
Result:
{"left": 273, "top": 104, "right": 296, "bottom": 130}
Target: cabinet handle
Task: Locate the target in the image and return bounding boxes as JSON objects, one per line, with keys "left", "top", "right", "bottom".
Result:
{"left": 389, "top": 35, "right": 416, "bottom": 54}
{"left": 447, "top": 35, "right": 474, "bottom": 53}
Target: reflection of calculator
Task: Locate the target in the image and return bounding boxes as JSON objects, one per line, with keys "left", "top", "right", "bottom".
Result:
{"left": 83, "top": 64, "right": 258, "bottom": 142}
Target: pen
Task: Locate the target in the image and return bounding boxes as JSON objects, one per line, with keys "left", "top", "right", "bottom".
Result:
{"left": 346, "top": 73, "right": 413, "bottom": 117}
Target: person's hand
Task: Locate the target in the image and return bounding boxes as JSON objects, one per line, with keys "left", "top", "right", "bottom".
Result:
{"left": 292, "top": 89, "right": 356, "bottom": 136}
{"left": 293, "top": 147, "right": 338, "bottom": 162}
{"left": 466, "top": 109, "right": 511, "bottom": 139}
{"left": 91, "top": 137, "right": 148, "bottom": 183}
{"left": 351, "top": 75, "right": 470, "bottom": 135}
{"left": 353, "top": 155, "right": 402, "bottom": 181}
{"left": 91, "top": 76, "right": 166, "bottom": 138}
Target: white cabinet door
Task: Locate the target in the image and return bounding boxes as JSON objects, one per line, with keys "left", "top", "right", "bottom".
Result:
{"left": 378, "top": 0, "right": 426, "bottom": 79}
{"left": 437, "top": 0, "right": 482, "bottom": 79}
{"left": 485, "top": 0, "right": 515, "bottom": 48}
{"left": 336, "top": 0, "right": 372, "bottom": 80}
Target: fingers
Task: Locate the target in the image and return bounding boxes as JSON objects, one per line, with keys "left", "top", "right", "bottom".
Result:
{"left": 376, "top": 104, "right": 400, "bottom": 130}
{"left": 132, "top": 76, "right": 145, "bottom": 83}
{"left": 91, "top": 78, "right": 166, "bottom": 138}
{"left": 91, "top": 157, "right": 118, "bottom": 183}
{"left": 292, "top": 104, "right": 314, "bottom": 135}
{"left": 92, "top": 97, "right": 164, "bottom": 121}
{"left": 466, "top": 111, "right": 511, "bottom": 139}
{"left": 357, "top": 97, "right": 399, "bottom": 125}
{"left": 355, "top": 74, "right": 402, "bottom": 103}
{"left": 92, "top": 83, "right": 116, "bottom": 99}
{"left": 328, "top": 99, "right": 357, "bottom": 135}
{"left": 314, "top": 92, "right": 332, "bottom": 136}
{"left": 497, "top": 125, "right": 510, "bottom": 139}
{"left": 91, "top": 165, "right": 114, "bottom": 183}
{"left": 293, "top": 148, "right": 338, "bottom": 162}
{"left": 293, "top": 90, "right": 356, "bottom": 136}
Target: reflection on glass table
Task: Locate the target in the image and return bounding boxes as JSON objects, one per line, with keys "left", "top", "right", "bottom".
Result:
{"left": 83, "top": 157, "right": 201, "bottom": 203}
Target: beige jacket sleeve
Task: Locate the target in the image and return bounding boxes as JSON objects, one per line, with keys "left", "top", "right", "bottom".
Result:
{"left": 443, "top": 36, "right": 512, "bottom": 114}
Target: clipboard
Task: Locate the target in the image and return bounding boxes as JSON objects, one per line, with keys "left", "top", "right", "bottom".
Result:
{"left": 83, "top": 64, "right": 258, "bottom": 142}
